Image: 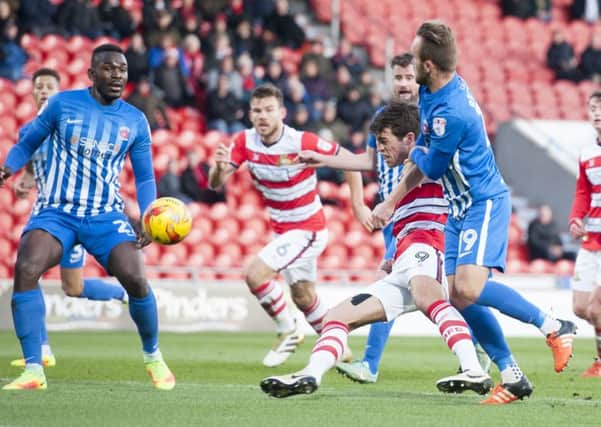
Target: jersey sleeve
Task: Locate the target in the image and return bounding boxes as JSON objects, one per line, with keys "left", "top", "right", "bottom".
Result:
{"left": 301, "top": 131, "right": 340, "bottom": 155}
{"left": 428, "top": 112, "right": 465, "bottom": 155}
{"left": 570, "top": 156, "right": 591, "bottom": 223}
{"left": 229, "top": 131, "right": 247, "bottom": 168}
{"left": 366, "top": 132, "right": 377, "bottom": 149}
{"left": 129, "top": 116, "right": 156, "bottom": 215}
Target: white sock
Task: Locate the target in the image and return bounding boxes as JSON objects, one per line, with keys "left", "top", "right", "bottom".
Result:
{"left": 302, "top": 321, "right": 349, "bottom": 383}
{"left": 302, "top": 295, "right": 328, "bottom": 334}
{"left": 251, "top": 281, "right": 295, "bottom": 334}
{"left": 500, "top": 364, "right": 523, "bottom": 384}
{"left": 41, "top": 344, "right": 53, "bottom": 357}
{"left": 427, "top": 300, "right": 482, "bottom": 373}
{"left": 25, "top": 363, "right": 44, "bottom": 374}
{"left": 143, "top": 349, "right": 163, "bottom": 363}
{"left": 539, "top": 316, "right": 562, "bottom": 336}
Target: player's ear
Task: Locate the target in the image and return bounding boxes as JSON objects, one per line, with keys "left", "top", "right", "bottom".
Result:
{"left": 405, "top": 132, "right": 416, "bottom": 146}
{"left": 87, "top": 67, "right": 94, "bottom": 82}
{"left": 280, "top": 106, "right": 287, "bottom": 121}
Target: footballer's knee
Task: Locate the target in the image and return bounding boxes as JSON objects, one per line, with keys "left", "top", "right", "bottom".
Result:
{"left": 120, "top": 273, "right": 149, "bottom": 298}
{"left": 573, "top": 301, "right": 589, "bottom": 321}
{"left": 14, "top": 256, "right": 45, "bottom": 290}
{"left": 290, "top": 281, "right": 316, "bottom": 310}
{"left": 244, "top": 256, "right": 275, "bottom": 290}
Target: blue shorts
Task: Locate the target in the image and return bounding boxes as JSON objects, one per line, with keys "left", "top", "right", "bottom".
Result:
{"left": 60, "top": 244, "right": 85, "bottom": 269}
{"left": 444, "top": 195, "right": 510, "bottom": 275}
{"left": 23, "top": 208, "right": 137, "bottom": 270}
{"left": 382, "top": 222, "right": 396, "bottom": 261}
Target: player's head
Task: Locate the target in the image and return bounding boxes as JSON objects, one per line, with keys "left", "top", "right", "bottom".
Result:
{"left": 369, "top": 101, "right": 420, "bottom": 167}
{"left": 249, "top": 83, "right": 286, "bottom": 141}
{"left": 88, "top": 43, "right": 128, "bottom": 104}
{"left": 411, "top": 20, "right": 457, "bottom": 86}
{"left": 390, "top": 53, "right": 418, "bottom": 102}
{"left": 588, "top": 91, "right": 601, "bottom": 134}
{"left": 31, "top": 68, "right": 60, "bottom": 110}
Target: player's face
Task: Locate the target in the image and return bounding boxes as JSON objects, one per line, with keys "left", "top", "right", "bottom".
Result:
{"left": 249, "top": 96, "right": 286, "bottom": 142}
{"left": 392, "top": 64, "right": 418, "bottom": 102}
{"left": 588, "top": 97, "right": 601, "bottom": 134}
{"left": 32, "top": 75, "right": 59, "bottom": 110}
{"left": 411, "top": 36, "right": 430, "bottom": 87}
{"left": 89, "top": 52, "right": 128, "bottom": 103}
{"left": 375, "top": 128, "right": 412, "bottom": 167}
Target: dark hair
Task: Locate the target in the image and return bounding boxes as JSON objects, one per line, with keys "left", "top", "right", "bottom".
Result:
{"left": 32, "top": 67, "right": 60, "bottom": 83}
{"left": 390, "top": 53, "right": 414, "bottom": 69}
{"left": 589, "top": 91, "right": 601, "bottom": 102}
{"left": 369, "top": 101, "right": 420, "bottom": 141}
{"left": 91, "top": 43, "right": 125, "bottom": 66}
{"left": 250, "top": 83, "right": 284, "bottom": 106}
{"left": 416, "top": 20, "right": 457, "bottom": 72}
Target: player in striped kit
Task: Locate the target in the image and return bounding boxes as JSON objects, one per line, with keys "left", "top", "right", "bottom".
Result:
{"left": 209, "top": 83, "right": 360, "bottom": 367}
{"left": 0, "top": 45, "right": 174, "bottom": 391}
{"left": 260, "top": 102, "right": 492, "bottom": 398}
{"left": 568, "top": 91, "right": 601, "bottom": 378}
{"left": 8, "top": 67, "right": 128, "bottom": 370}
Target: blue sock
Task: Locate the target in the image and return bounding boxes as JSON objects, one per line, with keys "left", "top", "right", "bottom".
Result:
{"left": 40, "top": 289, "right": 49, "bottom": 346}
{"left": 12, "top": 288, "right": 45, "bottom": 365}
{"left": 363, "top": 320, "right": 395, "bottom": 374}
{"left": 129, "top": 288, "right": 159, "bottom": 354}
{"left": 460, "top": 304, "right": 515, "bottom": 371}
{"left": 81, "top": 278, "right": 125, "bottom": 301}
{"left": 477, "top": 280, "right": 546, "bottom": 327}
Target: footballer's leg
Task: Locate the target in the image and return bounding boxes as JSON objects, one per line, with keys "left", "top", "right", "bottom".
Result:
{"left": 582, "top": 287, "right": 601, "bottom": 377}
{"left": 4, "top": 229, "right": 63, "bottom": 391}
{"left": 261, "top": 294, "right": 386, "bottom": 398}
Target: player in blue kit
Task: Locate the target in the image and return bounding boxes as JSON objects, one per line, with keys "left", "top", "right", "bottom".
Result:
{"left": 9, "top": 68, "right": 128, "bottom": 369}
{"left": 372, "top": 21, "right": 576, "bottom": 404}
{"left": 0, "top": 45, "right": 174, "bottom": 391}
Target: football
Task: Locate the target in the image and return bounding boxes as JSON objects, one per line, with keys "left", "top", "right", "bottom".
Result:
{"left": 142, "top": 197, "right": 192, "bottom": 245}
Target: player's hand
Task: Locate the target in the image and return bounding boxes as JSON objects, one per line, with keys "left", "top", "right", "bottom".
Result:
{"left": 296, "top": 150, "right": 326, "bottom": 167}
{"left": 130, "top": 219, "right": 152, "bottom": 248}
{"left": 352, "top": 203, "right": 374, "bottom": 232}
{"left": 371, "top": 199, "right": 394, "bottom": 229}
{"left": 569, "top": 218, "right": 585, "bottom": 240}
{"left": 0, "top": 166, "right": 13, "bottom": 187}
{"left": 13, "top": 173, "right": 35, "bottom": 199}
{"left": 214, "top": 143, "right": 230, "bottom": 170}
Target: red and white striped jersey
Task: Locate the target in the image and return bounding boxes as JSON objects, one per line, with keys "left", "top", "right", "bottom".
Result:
{"left": 570, "top": 141, "right": 601, "bottom": 251}
{"left": 392, "top": 179, "right": 448, "bottom": 257}
{"left": 230, "top": 125, "right": 339, "bottom": 233}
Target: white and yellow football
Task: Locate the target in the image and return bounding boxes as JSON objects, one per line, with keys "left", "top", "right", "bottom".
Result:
{"left": 142, "top": 197, "right": 192, "bottom": 245}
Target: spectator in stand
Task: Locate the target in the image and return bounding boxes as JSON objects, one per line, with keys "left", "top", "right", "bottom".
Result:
{"left": 0, "top": 0, "right": 13, "bottom": 36}
{"left": 125, "top": 33, "right": 150, "bottom": 84}
{"left": 142, "top": 0, "right": 178, "bottom": 45}
{"left": 181, "top": 150, "right": 226, "bottom": 204}
{"left": 16, "top": 0, "right": 59, "bottom": 37}
{"left": 177, "top": 0, "right": 202, "bottom": 25}
{"left": 237, "top": 52, "right": 258, "bottom": 102}
{"left": 180, "top": 13, "right": 201, "bottom": 40}
{"left": 572, "top": 0, "right": 601, "bottom": 23}
{"left": 300, "top": 38, "right": 334, "bottom": 83}
{"left": 224, "top": 0, "right": 250, "bottom": 32}
{"left": 336, "top": 87, "right": 373, "bottom": 131}
{"left": 206, "top": 73, "right": 245, "bottom": 134}
{"left": 246, "top": 0, "right": 275, "bottom": 24}
{"left": 56, "top": 0, "right": 104, "bottom": 40}
{"left": 265, "top": 0, "right": 305, "bottom": 49}
{"left": 290, "top": 104, "right": 316, "bottom": 132}
{"left": 331, "top": 64, "right": 353, "bottom": 101}
{"left": 182, "top": 34, "right": 204, "bottom": 98}
{"left": 0, "top": 20, "right": 27, "bottom": 82}
{"left": 199, "top": 0, "right": 229, "bottom": 18}
{"left": 301, "top": 58, "right": 331, "bottom": 102}
{"left": 315, "top": 100, "right": 348, "bottom": 143}
{"left": 149, "top": 33, "right": 189, "bottom": 76}
{"left": 547, "top": 29, "right": 582, "bottom": 82}
{"left": 99, "top": 0, "right": 136, "bottom": 40}
{"left": 126, "top": 78, "right": 171, "bottom": 131}
{"left": 206, "top": 55, "right": 243, "bottom": 98}
{"left": 233, "top": 19, "right": 262, "bottom": 60}
{"left": 158, "top": 160, "right": 191, "bottom": 203}
{"left": 581, "top": 33, "right": 601, "bottom": 81}
{"left": 145, "top": 8, "right": 181, "bottom": 48}
{"left": 284, "top": 76, "right": 310, "bottom": 118}
{"left": 502, "top": 0, "right": 551, "bottom": 20}
{"left": 356, "top": 70, "right": 375, "bottom": 99}
{"left": 205, "top": 13, "right": 233, "bottom": 62}
{"left": 527, "top": 205, "right": 574, "bottom": 262}
{"left": 264, "top": 59, "right": 288, "bottom": 93}
{"left": 152, "top": 48, "right": 193, "bottom": 107}
{"left": 331, "top": 37, "right": 364, "bottom": 76}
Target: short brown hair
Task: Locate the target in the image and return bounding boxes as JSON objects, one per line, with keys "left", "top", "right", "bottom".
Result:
{"left": 250, "top": 83, "right": 284, "bottom": 106}
{"left": 416, "top": 20, "right": 457, "bottom": 72}
{"left": 32, "top": 67, "right": 60, "bottom": 83}
{"left": 589, "top": 91, "right": 601, "bottom": 102}
{"left": 369, "top": 101, "right": 420, "bottom": 141}
{"left": 390, "top": 53, "right": 414, "bottom": 69}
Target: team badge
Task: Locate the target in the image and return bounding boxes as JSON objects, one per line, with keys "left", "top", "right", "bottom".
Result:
{"left": 119, "top": 127, "right": 130, "bottom": 140}
{"left": 317, "top": 138, "right": 333, "bottom": 152}
{"left": 432, "top": 117, "right": 446, "bottom": 136}
{"left": 278, "top": 154, "right": 292, "bottom": 165}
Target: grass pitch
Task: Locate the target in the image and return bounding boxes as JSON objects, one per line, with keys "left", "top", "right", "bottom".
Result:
{"left": 0, "top": 331, "right": 599, "bottom": 427}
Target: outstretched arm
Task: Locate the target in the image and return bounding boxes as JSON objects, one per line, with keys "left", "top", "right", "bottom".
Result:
{"left": 208, "top": 143, "right": 236, "bottom": 189}
{"left": 298, "top": 147, "right": 374, "bottom": 171}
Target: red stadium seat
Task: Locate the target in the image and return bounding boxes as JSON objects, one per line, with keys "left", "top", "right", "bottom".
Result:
{"left": 528, "top": 259, "right": 554, "bottom": 274}
{"left": 554, "top": 260, "right": 575, "bottom": 276}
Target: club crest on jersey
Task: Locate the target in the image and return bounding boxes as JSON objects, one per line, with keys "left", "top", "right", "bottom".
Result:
{"left": 278, "top": 154, "right": 292, "bottom": 165}
{"left": 119, "top": 127, "right": 130, "bottom": 140}
{"left": 432, "top": 118, "right": 446, "bottom": 136}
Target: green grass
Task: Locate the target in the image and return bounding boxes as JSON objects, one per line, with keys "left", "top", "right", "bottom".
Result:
{"left": 0, "top": 332, "right": 599, "bottom": 427}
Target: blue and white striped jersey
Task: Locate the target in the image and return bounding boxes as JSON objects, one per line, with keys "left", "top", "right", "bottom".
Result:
{"left": 367, "top": 106, "right": 404, "bottom": 200}
{"left": 8, "top": 88, "right": 155, "bottom": 217}
{"left": 416, "top": 74, "right": 508, "bottom": 218}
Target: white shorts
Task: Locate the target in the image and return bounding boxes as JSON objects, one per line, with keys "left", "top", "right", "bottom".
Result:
{"left": 365, "top": 243, "right": 447, "bottom": 320}
{"left": 573, "top": 248, "right": 601, "bottom": 292}
{"left": 258, "top": 229, "right": 328, "bottom": 285}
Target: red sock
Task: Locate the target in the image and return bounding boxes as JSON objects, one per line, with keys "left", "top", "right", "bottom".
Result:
{"left": 251, "top": 281, "right": 295, "bottom": 333}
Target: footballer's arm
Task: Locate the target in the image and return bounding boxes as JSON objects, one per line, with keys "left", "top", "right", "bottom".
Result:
{"left": 299, "top": 146, "right": 374, "bottom": 171}
{"left": 208, "top": 143, "right": 236, "bottom": 189}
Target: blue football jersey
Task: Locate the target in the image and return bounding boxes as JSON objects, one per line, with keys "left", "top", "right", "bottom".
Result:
{"left": 367, "top": 106, "right": 404, "bottom": 200}
{"left": 14, "top": 89, "right": 155, "bottom": 217}
{"left": 417, "top": 74, "right": 508, "bottom": 218}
